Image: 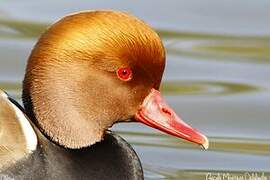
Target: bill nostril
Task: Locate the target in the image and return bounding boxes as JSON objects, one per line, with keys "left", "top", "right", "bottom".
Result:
{"left": 161, "top": 107, "right": 172, "bottom": 116}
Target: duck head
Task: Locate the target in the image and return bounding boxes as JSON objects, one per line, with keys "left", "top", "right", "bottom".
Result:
{"left": 22, "top": 10, "right": 208, "bottom": 149}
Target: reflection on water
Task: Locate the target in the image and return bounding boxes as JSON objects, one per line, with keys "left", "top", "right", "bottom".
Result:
{"left": 162, "top": 30, "right": 270, "bottom": 64}
{"left": 0, "top": 19, "right": 48, "bottom": 39}
{"left": 1, "top": 18, "right": 270, "bottom": 64}
{"left": 1, "top": 2, "right": 270, "bottom": 179}
{"left": 161, "top": 81, "right": 264, "bottom": 96}
{"left": 118, "top": 131, "right": 270, "bottom": 156}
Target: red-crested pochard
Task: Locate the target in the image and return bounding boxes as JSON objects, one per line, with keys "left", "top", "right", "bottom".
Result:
{"left": 0, "top": 10, "right": 208, "bottom": 180}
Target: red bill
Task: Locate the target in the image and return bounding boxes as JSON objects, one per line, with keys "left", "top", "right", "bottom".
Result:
{"left": 135, "top": 88, "right": 209, "bottom": 149}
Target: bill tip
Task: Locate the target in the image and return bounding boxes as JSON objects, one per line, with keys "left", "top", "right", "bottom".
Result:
{"left": 201, "top": 135, "right": 209, "bottom": 150}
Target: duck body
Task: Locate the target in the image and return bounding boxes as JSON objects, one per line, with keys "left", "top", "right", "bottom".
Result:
{"left": 0, "top": 90, "right": 143, "bottom": 180}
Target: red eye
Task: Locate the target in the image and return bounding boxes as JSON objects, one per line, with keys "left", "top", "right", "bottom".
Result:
{"left": 117, "top": 67, "right": 132, "bottom": 81}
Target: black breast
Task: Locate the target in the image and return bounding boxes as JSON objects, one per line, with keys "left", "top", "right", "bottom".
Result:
{"left": 2, "top": 132, "right": 143, "bottom": 180}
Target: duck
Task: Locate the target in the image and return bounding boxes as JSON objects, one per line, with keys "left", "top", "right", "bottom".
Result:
{"left": 0, "top": 10, "right": 208, "bottom": 180}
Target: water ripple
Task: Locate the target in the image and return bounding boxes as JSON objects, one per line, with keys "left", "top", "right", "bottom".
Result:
{"left": 117, "top": 130, "right": 270, "bottom": 156}
{"left": 0, "top": 18, "right": 48, "bottom": 39}
{"left": 1, "top": 19, "right": 270, "bottom": 65}
{"left": 161, "top": 81, "right": 264, "bottom": 96}
{"left": 160, "top": 30, "right": 270, "bottom": 64}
